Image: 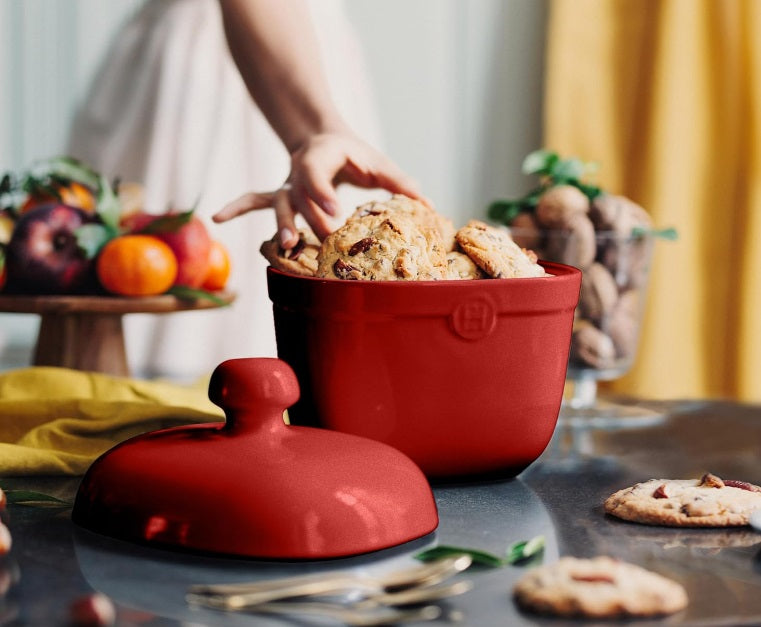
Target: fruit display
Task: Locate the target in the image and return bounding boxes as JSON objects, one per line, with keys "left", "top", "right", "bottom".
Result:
{"left": 0, "top": 156, "right": 230, "bottom": 298}
{"left": 489, "top": 150, "right": 675, "bottom": 377}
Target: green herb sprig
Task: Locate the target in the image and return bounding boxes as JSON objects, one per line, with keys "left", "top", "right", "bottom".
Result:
{"left": 488, "top": 150, "right": 602, "bottom": 226}
{"left": 414, "top": 535, "right": 545, "bottom": 568}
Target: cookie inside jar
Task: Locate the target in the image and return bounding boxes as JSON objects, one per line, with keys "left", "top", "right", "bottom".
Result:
{"left": 260, "top": 195, "right": 550, "bottom": 282}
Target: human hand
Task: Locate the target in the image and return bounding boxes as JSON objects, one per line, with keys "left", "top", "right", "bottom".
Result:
{"left": 212, "top": 132, "right": 426, "bottom": 248}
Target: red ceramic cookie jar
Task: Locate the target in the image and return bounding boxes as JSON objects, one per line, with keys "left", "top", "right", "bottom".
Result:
{"left": 267, "top": 261, "right": 581, "bottom": 480}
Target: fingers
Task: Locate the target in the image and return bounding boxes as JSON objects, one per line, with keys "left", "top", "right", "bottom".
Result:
{"left": 287, "top": 182, "right": 335, "bottom": 241}
{"left": 273, "top": 188, "right": 299, "bottom": 248}
{"left": 214, "top": 133, "right": 427, "bottom": 241}
{"left": 343, "top": 153, "right": 427, "bottom": 204}
{"left": 290, "top": 139, "right": 343, "bottom": 219}
{"left": 212, "top": 192, "right": 275, "bottom": 223}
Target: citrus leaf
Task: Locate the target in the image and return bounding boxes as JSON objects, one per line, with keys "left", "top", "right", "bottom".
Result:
{"left": 414, "top": 545, "right": 505, "bottom": 568}
{"left": 522, "top": 149, "right": 558, "bottom": 176}
{"left": 3, "top": 489, "right": 71, "bottom": 506}
{"left": 135, "top": 209, "right": 194, "bottom": 235}
{"left": 166, "top": 285, "right": 229, "bottom": 306}
{"left": 506, "top": 535, "right": 545, "bottom": 565}
{"left": 32, "top": 155, "right": 101, "bottom": 190}
{"left": 95, "top": 173, "right": 122, "bottom": 232}
{"left": 75, "top": 223, "right": 115, "bottom": 259}
{"left": 0, "top": 173, "right": 13, "bottom": 195}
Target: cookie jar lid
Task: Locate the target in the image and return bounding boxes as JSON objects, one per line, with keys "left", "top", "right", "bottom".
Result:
{"left": 72, "top": 358, "right": 438, "bottom": 559}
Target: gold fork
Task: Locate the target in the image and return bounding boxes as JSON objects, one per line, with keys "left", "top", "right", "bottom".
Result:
{"left": 187, "top": 554, "right": 473, "bottom": 606}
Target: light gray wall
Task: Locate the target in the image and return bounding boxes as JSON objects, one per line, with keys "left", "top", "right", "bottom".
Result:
{"left": 345, "top": 0, "right": 548, "bottom": 225}
{"left": 0, "top": 0, "right": 548, "bottom": 365}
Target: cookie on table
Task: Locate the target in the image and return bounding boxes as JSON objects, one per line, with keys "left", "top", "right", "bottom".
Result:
{"left": 446, "top": 250, "right": 486, "bottom": 280}
{"left": 260, "top": 228, "right": 320, "bottom": 277}
{"left": 604, "top": 473, "right": 761, "bottom": 527}
{"left": 350, "top": 195, "right": 456, "bottom": 252}
{"left": 513, "top": 556, "right": 688, "bottom": 619}
{"left": 455, "top": 220, "right": 547, "bottom": 279}
{"left": 316, "top": 210, "right": 447, "bottom": 281}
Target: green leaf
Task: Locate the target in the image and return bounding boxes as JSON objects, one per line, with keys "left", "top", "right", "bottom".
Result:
{"left": 33, "top": 155, "right": 101, "bottom": 190}
{"left": 135, "top": 209, "right": 194, "bottom": 235}
{"left": 549, "top": 157, "right": 587, "bottom": 183}
{"left": 22, "top": 176, "right": 59, "bottom": 199}
{"left": 3, "top": 489, "right": 71, "bottom": 506}
{"left": 522, "top": 149, "right": 558, "bottom": 176}
{"left": 631, "top": 226, "right": 678, "bottom": 240}
{"left": 166, "top": 285, "right": 230, "bottom": 306}
{"left": 522, "top": 185, "right": 549, "bottom": 207}
{"left": 0, "top": 173, "right": 13, "bottom": 195}
{"left": 506, "top": 535, "right": 545, "bottom": 565}
{"left": 95, "top": 173, "right": 122, "bottom": 232}
{"left": 414, "top": 545, "right": 505, "bottom": 568}
{"left": 75, "top": 223, "right": 116, "bottom": 259}
{"left": 575, "top": 181, "right": 603, "bottom": 201}
{"left": 487, "top": 200, "right": 524, "bottom": 225}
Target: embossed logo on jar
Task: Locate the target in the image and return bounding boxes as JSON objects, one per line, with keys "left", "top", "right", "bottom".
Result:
{"left": 450, "top": 299, "right": 497, "bottom": 340}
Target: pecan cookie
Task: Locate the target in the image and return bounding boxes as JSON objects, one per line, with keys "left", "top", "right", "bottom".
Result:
{"left": 604, "top": 473, "right": 761, "bottom": 527}
{"left": 513, "top": 556, "right": 688, "bottom": 618}
{"left": 446, "top": 250, "right": 486, "bottom": 280}
{"left": 350, "top": 195, "right": 456, "bottom": 252}
{"left": 455, "top": 220, "right": 547, "bottom": 279}
{"left": 259, "top": 228, "right": 320, "bottom": 277}
{"left": 316, "top": 210, "right": 447, "bottom": 281}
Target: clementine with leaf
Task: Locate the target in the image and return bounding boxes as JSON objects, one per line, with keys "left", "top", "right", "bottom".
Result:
{"left": 97, "top": 235, "right": 178, "bottom": 296}
{"left": 201, "top": 240, "right": 231, "bottom": 291}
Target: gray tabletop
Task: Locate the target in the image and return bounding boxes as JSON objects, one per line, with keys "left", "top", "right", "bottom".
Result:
{"left": 1, "top": 399, "right": 760, "bottom": 626}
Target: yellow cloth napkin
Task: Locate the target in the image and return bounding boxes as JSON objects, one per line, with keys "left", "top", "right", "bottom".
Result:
{"left": 0, "top": 367, "right": 224, "bottom": 476}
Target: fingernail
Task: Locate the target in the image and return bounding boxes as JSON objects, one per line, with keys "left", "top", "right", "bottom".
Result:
{"left": 323, "top": 201, "right": 339, "bottom": 217}
{"left": 279, "top": 227, "right": 295, "bottom": 247}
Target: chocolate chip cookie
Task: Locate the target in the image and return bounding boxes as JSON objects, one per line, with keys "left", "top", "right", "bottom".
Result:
{"left": 455, "top": 220, "right": 547, "bottom": 279}
{"left": 260, "top": 228, "right": 320, "bottom": 277}
{"left": 350, "top": 194, "right": 456, "bottom": 252}
{"left": 446, "top": 250, "right": 486, "bottom": 280}
{"left": 513, "top": 556, "right": 688, "bottom": 618}
{"left": 604, "top": 473, "right": 761, "bottom": 527}
{"left": 316, "top": 210, "right": 447, "bottom": 281}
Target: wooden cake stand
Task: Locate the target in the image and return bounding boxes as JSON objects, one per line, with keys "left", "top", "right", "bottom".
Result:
{"left": 0, "top": 292, "right": 236, "bottom": 377}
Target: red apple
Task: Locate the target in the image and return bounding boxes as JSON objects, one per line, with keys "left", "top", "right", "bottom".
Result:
{"left": 121, "top": 211, "right": 211, "bottom": 288}
{"left": 5, "top": 203, "right": 97, "bottom": 294}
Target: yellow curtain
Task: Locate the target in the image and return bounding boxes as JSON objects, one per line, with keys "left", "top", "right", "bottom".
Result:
{"left": 544, "top": 0, "right": 761, "bottom": 401}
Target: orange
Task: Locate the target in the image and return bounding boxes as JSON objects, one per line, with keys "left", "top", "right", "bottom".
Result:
{"left": 97, "top": 235, "right": 178, "bottom": 296}
{"left": 201, "top": 240, "right": 231, "bottom": 291}
{"left": 121, "top": 211, "right": 212, "bottom": 288}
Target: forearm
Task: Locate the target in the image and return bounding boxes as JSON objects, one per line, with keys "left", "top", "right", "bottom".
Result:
{"left": 218, "top": 0, "right": 349, "bottom": 152}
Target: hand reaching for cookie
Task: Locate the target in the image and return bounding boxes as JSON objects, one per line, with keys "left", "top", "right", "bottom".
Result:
{"left": 212, "top": 131, "right": 425, "bottom": 248}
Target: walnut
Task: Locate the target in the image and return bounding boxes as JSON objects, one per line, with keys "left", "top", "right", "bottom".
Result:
{"left": 699, "top": 473, "right": 726, "bottom": 488}
{"left": 535, "top": 185, "right": 590, "bottom": 228}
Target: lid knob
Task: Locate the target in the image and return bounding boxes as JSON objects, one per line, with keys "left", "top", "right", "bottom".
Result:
{"left": 208, "top": 358, "right": 300, "bottom": 430}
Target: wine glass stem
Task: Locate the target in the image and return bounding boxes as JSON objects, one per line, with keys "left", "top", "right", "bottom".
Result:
{"left": 570, "top": 377, "right": 598, "bottom": 409}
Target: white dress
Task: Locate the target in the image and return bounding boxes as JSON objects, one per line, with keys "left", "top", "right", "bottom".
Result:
{"left": 67, "top": 0, "right": 383, "bottom": 379}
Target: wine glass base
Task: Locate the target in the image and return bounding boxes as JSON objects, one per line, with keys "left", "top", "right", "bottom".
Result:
{"left": 558, "top": 399, "right": 667, "bottom": 430}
